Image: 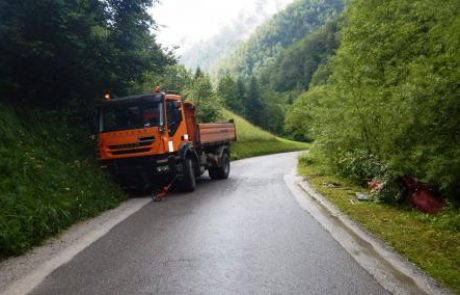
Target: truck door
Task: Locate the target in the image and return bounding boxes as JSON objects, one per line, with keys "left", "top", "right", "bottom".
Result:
{"left": 165, "top": 100, "right": 188, "bottom": 153}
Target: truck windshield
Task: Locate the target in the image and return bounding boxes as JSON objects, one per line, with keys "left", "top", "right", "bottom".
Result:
{"left": 99, "top": 102, "right": 163, "bottom": 132}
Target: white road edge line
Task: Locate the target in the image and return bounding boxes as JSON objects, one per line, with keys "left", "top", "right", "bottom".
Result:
{"left": 1, "top": 198, "right": 152, "bottom": 295}
{"left": 284, "top": 169, "right": 452, "bottom": 295}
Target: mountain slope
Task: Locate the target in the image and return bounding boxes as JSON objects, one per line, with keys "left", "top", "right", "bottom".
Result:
{"left": 179, "top": 0, "right": 294, "bottom": 71}
{"left": 213, "top": 0, "right": 344, "bottom": 79}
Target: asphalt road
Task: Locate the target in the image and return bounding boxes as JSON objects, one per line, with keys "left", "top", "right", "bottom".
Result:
{"left": 30, "top": 152, "right": 387, "bottom": 295}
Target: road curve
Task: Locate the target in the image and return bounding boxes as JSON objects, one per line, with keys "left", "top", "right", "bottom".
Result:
{"left": 30, "top": 152, "right": 387, "bottom": 295}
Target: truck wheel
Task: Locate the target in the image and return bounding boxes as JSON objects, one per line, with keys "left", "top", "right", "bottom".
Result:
{"left": 209, "top": 152, "right": 230, "bottom": 180}
{"left": 180, "top": 158, "right": 196, "bottom": 192}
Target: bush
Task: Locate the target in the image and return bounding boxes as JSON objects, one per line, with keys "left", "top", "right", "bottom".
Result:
{"left": 373, "top": 178, "right": 405, "bottom": 205}
{"left": 336, "top": 151, "right": 386, "bottom": 185}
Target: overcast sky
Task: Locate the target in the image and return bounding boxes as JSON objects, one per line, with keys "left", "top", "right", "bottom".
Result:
{"left": 149, "top": 0, "right": 294, "bottom": 53}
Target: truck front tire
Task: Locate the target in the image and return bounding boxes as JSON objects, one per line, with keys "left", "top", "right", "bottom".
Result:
{"left": 209, "top": 152, "right": 230, "bottom": 180}
{"left": 180, "top": 158, "right": 196, "bottom": 192}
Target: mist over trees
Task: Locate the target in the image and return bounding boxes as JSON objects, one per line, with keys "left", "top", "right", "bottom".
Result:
{"left": 180, "top": 0, "right": 293, "bottom": 71}
{"left": 214, "top": 0, "right": 344, "bottom": 79}
{"left": 211, "top": 0, "right": 343, "bottom": 134}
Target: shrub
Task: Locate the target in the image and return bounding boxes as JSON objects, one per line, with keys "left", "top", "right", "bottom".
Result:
{"left": 336, "top": 151, "right": 386, "bottom": 185}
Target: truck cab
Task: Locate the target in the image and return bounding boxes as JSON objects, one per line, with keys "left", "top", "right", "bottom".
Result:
{"left": 97, "top": 90, "right": 236, "bottom": 192}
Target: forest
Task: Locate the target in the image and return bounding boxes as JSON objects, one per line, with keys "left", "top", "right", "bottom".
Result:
{"left": 211, "top": 0, "right": 460, "bottom": 205}
{"left": 0, "top": 0, "right": 173, "bottom": 121}
{"left": 212, "top": 0, "right": 344, "bottom": 134}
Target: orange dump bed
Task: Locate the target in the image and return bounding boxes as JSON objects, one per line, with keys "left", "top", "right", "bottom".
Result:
{"left": 198, "top": 123, "right": 236, "bottom": 146}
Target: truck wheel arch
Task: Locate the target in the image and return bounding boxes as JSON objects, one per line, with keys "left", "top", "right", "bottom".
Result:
{"left": 179, "top": 143, "right": 199, "bottom": 165}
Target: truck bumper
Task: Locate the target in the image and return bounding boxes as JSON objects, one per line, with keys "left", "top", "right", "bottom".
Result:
{"left": 99, "top": 155, "right": 177, "bottom": 190}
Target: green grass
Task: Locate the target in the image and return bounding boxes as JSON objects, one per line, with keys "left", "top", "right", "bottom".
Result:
{"left": 298, "top": 153, "right": 460, "bottom": 294}
{"left": 222, "top": 109, "right": 309, "bottom": 160}
{"left": 0, "top": 105, "right": 127, "bottom": 259}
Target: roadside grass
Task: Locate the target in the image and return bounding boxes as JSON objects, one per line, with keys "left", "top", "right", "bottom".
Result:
{"left": 222, "top": 109, "right": 309, "bottom": 160}
{"left": 0, "top": 105, "right": 127, "bottom": 259}
{"left": 297, "top": 153, "right": 460, "bottom": 294}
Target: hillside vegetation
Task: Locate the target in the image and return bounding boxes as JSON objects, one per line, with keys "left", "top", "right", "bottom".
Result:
{"left": 292, "top": 0, "right": 460, "bottom": 203}
{"left": 222, "top": 109, "right": 308, "bottom": 160}
{"left": 212, "top": 0, "right": 460, "bottom": 203}
{"left": 213, "top": 0, "right": 343, "bottom": 135}
{"left": 214, "top": 0, "right": 343, "bottom": 79}
{"left": 0, "top": 105, "right": 126, "bottom": 258}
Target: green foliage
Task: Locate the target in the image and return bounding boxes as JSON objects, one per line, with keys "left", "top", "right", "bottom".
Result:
{"left": 136, "top": 64, "right": 193, "bottom": 94}
{"left": 0, "top": 0, "right": 173, "bottom": 112}
{"left": 293, "top": 0, "right": 460, "bottom": 202}
{"left": 285, "top": 85, "right": 328, "bottom": 141}
{"left": 261, "top": 20, "right": 341, "bottom": 93}
{"left": 260, "top": 19, "right": 341, "bottom": 136}
{"left": 336, "top": 152, "right": 386, "bottom": 185}
{"left": 0, "top": 105, "right": 126, "bottom": 258}
{"left": 245, "top": 77, "right": 264, "bottom": 126}
{"left": 213, "top": 0, "right": 343, "bottom": 136}
{"left": 185, "top": 75, "right": 221, "bottom": 123}
{"left": 218, "top": 74, "right": 244, "bottom": 114}
{"left": 215, "top": 0, "right": 344, "bottom": 79}
{"left": 374, "top": 180, "right": 405, "bottom": 205}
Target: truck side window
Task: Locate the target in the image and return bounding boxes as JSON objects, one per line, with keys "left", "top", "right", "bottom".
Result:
{"left": 166, "top": 100, "right": 182, "bottom": 136}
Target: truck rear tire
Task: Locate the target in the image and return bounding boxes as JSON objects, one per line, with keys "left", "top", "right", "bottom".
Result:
{"left": 180, "top": 158, "right": 196, "bottom": 192}
{"left": 209, "top": 152, "right": 230, "bottom": 180}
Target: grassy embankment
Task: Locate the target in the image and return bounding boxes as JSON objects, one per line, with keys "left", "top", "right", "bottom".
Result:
{"left": 298, "top": 154, "right": 460, "bottom": 294}
{"left": 222, "top": 109, "right": 309, "bottom": 160}
{"left": 0, "top": 105, "right": 127, "bottom": 259}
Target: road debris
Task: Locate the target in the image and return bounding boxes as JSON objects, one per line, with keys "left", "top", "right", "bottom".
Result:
{"left": 322, "top": 182, "right": 341, "bottom": 188}
{"left": 355, "top": 192, "right": 371, "bottom": 201}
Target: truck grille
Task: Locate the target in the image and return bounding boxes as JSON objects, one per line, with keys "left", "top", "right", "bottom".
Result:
{"left": 111, "top": 148, "right": 151, "bottom": 155}
{"left": 109, "top": 141, "right": 151, "bottom": 149}
{"left": 108, "top": 136, "right": 154, "bottom": 155}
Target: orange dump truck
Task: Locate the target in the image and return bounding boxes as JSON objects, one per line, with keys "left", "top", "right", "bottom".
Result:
{"left": 96, "top": 90, "right": 236, "bottom": 192}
